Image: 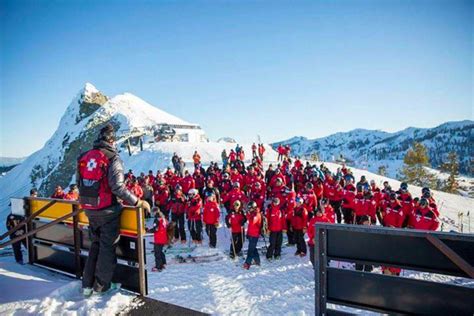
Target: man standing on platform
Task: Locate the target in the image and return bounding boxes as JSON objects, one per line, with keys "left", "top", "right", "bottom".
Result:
{"left": 77, "top": 124, "right": 150, "bottom": 296}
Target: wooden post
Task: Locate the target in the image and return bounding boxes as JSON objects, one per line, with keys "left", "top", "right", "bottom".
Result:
{"left": 136, "top": 207, "right": 147, "bottom": 296}
{"left": 72, "top": 204, "right": 82, "bottom": 279}
{"left": 24, "top": 198, "right": 35, "bottom": 265}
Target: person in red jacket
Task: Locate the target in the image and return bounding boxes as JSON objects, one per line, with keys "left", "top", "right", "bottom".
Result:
{"left": 186, "top": 189, "right": 203, "bottom": 244}
{"left": 291, "top": 197, "right": 308, "bottom": 256}
{"left": 244, "top": 201, "right": 262, "bottom": 269}
{"left": 64, "top": 184, "right": 79, "bottom": 201}
{"left": 248, "top": 181, "right": 266, "bottom": 211}
{"left": 398, "top": 182, "right": 414, "bottom": 218}
{"left": 380, "top": 193, "right": 405, "bottom": 228}
{"left": 307, "top": 207, "right": 332, "bottom": 267}
{"left": 146, "top": 170, "right": 156, "bottom": 187}
{"left": 180, "top": 171, "right": 195, "bottom": 195}
{"left": 266, "top": 197, "right": 286, "bottom": 260}
{"left": 226, "top": 200, "right": 247, "bottom": 258}
{"left": 203, "top": 193, "right": 220, "bottom": 248}
{"left": 321, "top": 198, "right": 336, "bottom": 223}
{"left": 229, "top": 149, "right": 237, "bottom": 163}
{"left": 407, "top": 198, "right": 439, "bottom": 231}
{"left": 353, "top": 186, "right": 367, "bottom": 224}
{"left": 153, "top": 179, "right": 170, "bottom": 217}
{"left": 364, "top": 191, "right": 377, "bottom": 224}
{"left": 378, "top": 192, "right": 404, "bottom": 276}
{"left": 251, "top": 143, "right": 257, "bottom": 158}
{"left": 223, "top": 182, "right": 248, "bottom": 213}
{"left": 300, "top": 182, "right": 318, "bottom": 219}
{"left": 151, "top": 210, "right": 168, "bottom": 272}
{"left": 51, "top": 185, "right": 66, "bottom": 199}
{"left": 129, "top": 178, "right": 144, "bottom": 199}
{"left": 282, "top": 189, "right": 296, "bottom": 246}
{"left": 193, "top": 169, "right": 206, "bottom": 192}
{"left": 341, "top": 183, "right": 356, "bottom": 224}
{"left": 258, "top": 144, "right": 265, "bottom": 160}
{"left": 170, "top": 185, "right": 187, "bottom": 243}
{"left": 327, "top": 176, "right": 343, "bottom": 223}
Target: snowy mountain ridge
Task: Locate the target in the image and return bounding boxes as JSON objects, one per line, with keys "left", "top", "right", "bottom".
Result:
{"left": 273, "top": 120, "right": 473, "bottom": 178}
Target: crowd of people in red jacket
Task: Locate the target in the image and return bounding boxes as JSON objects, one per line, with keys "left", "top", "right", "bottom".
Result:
{"left": 47, "top": 146, "right": 440, "bottom": 272}
{"left": 123, "top": 148, "right": 440, "bottom": 272}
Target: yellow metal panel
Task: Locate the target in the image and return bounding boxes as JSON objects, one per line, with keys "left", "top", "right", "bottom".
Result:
{"left": 30, "top": 199, "right": 74, "bottom": 222}
{"left": 30, "top": 198, "right": 143, "bottom": 235}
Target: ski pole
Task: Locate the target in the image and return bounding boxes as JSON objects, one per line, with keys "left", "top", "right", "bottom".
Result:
{"left": 230, "top": 228, "right": 237, "bottom": 259}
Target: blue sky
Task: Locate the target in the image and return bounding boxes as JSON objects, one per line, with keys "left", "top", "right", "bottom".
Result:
{"left": 0, "top": 0, "right": 472, "bottom": 157}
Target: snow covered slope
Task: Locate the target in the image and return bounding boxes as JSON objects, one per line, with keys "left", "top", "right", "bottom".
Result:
{"left": 0, "top": 157, "right": 25, "bottom": 168}
{"left": 273, "top": 120, "right": 474, "bottom": 177}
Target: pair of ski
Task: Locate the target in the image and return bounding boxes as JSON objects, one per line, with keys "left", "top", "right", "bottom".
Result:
{"left": 170, "top": 253, "right": 223, "bottom": 264}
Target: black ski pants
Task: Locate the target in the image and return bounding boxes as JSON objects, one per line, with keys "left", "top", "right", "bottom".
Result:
{"left": 83, "top": 207, "right": 121, "bottom": 292}
{"left": 188, "top": 220, "right": 202, "bottom": 241}
{"left": 294, "top": 229, "right": 307, "bottom": 255}
{"left": 172, "top": 213, "right": 186, "bottom": 241}
{"left": 206, "top": 224, "right": 217, "bottom": 247}
{"left": 266, "top": 231, "right": 283, "bottom": 259}
{"left": 154, "top": 244, "right": 167, "bottom": 268}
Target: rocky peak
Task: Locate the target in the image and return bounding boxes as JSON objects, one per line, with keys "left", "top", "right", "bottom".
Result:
{"left": 77, "top": 83, "right": 108, "bottom": 123}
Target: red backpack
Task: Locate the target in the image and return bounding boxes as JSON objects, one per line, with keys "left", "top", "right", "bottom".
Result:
{"left": 78, "top": 149, "right": 113, "bottom": 210}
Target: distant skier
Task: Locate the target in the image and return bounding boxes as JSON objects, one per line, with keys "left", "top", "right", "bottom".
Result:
{"left": 77, "top": 123, "right": 150, "bottom": 296}
{"left": 251, "top": 143, "right": 257, "bottom": 158}
{"left": 221, "top": 149, "right": 228, "bottom": 169}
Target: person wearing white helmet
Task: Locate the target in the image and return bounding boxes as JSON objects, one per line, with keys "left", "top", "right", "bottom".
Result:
{"left": 186, "top": 189, "right": 203, "bottom": 245}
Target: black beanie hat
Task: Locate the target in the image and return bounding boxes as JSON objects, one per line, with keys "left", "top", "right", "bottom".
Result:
{"left": 99, "top": 123, "right": 116, "bottom": 142}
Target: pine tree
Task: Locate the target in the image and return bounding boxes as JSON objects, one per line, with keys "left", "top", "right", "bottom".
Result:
{"left": 441, "top": 152, "right": 460, "bottom": 194}
{"left": 378, "top": 165, "right": 387, "bottom": 177}
{"left": 310, "top": 152, "right": 320, "bottom": 162}
{"left": 401, "top": 142, "right": 437, "bottom": 187}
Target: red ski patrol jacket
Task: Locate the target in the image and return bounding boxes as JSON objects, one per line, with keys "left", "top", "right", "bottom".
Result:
{"left": 408, "top": 206, "right": 439, "bottom": 231}
{"left": 381, "top": 200, "right": 405, "bottom": 228}
{"left": 203, "top": 201, "right": 220, "bottom": 225}
{"left": 170, "top": 191, "right": 186, "bottom": 215}
{"left": 153, "top": 185, "right": 170, "bottom": 208}
{"left": 186, "top": 195, "right": 202, "bottom": 221}
{"left": 180, "top": 175, "right": 195, "bottom": 195}
{"left": 153, "top": 217, "right": 168, "bottom": 245}
{"left": 226, "top": 211, "right": 246, "bottom": 233}
{"left": 246, "top": 209, "right": 262, "bottom": 238}
{"left": 291, "top": 205, "right": 308, "bottom": 230}
{"left": 266, "top": 205, "right": 287, "bottom": 232}
{"left": 307, "top": 214, "right": 332, "bottom": 247}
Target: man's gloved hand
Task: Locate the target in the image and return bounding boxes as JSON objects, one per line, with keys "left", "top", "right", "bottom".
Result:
{"left": 136, "top": 200, "right": 151, "bottom": 214}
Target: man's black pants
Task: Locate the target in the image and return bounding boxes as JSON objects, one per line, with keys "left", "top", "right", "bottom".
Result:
{"left": 172, "top": 213, "right": 186, "bottom": 241}
{"left": 83, "top": 207, "right": 121, "bottom": 292}
{"left": 266, "top": 231, "right": 283, "bottom": 259}
{"left": 294, "top": 229, "right": 307, "bottom": 255}
{"left": 188, "top": 220, "right": 202, "bottom": 241}
{"left": 229, "top": 232, "right": 243, "bottom": 257}
{"left": 11, "top": 239, "right": 26, "bottom": 263}
{"left": 206, "top": 224, "right": 217, "bottom": 247}
{"left": 154, "top": 244, "right": 167, "bottom": 269}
